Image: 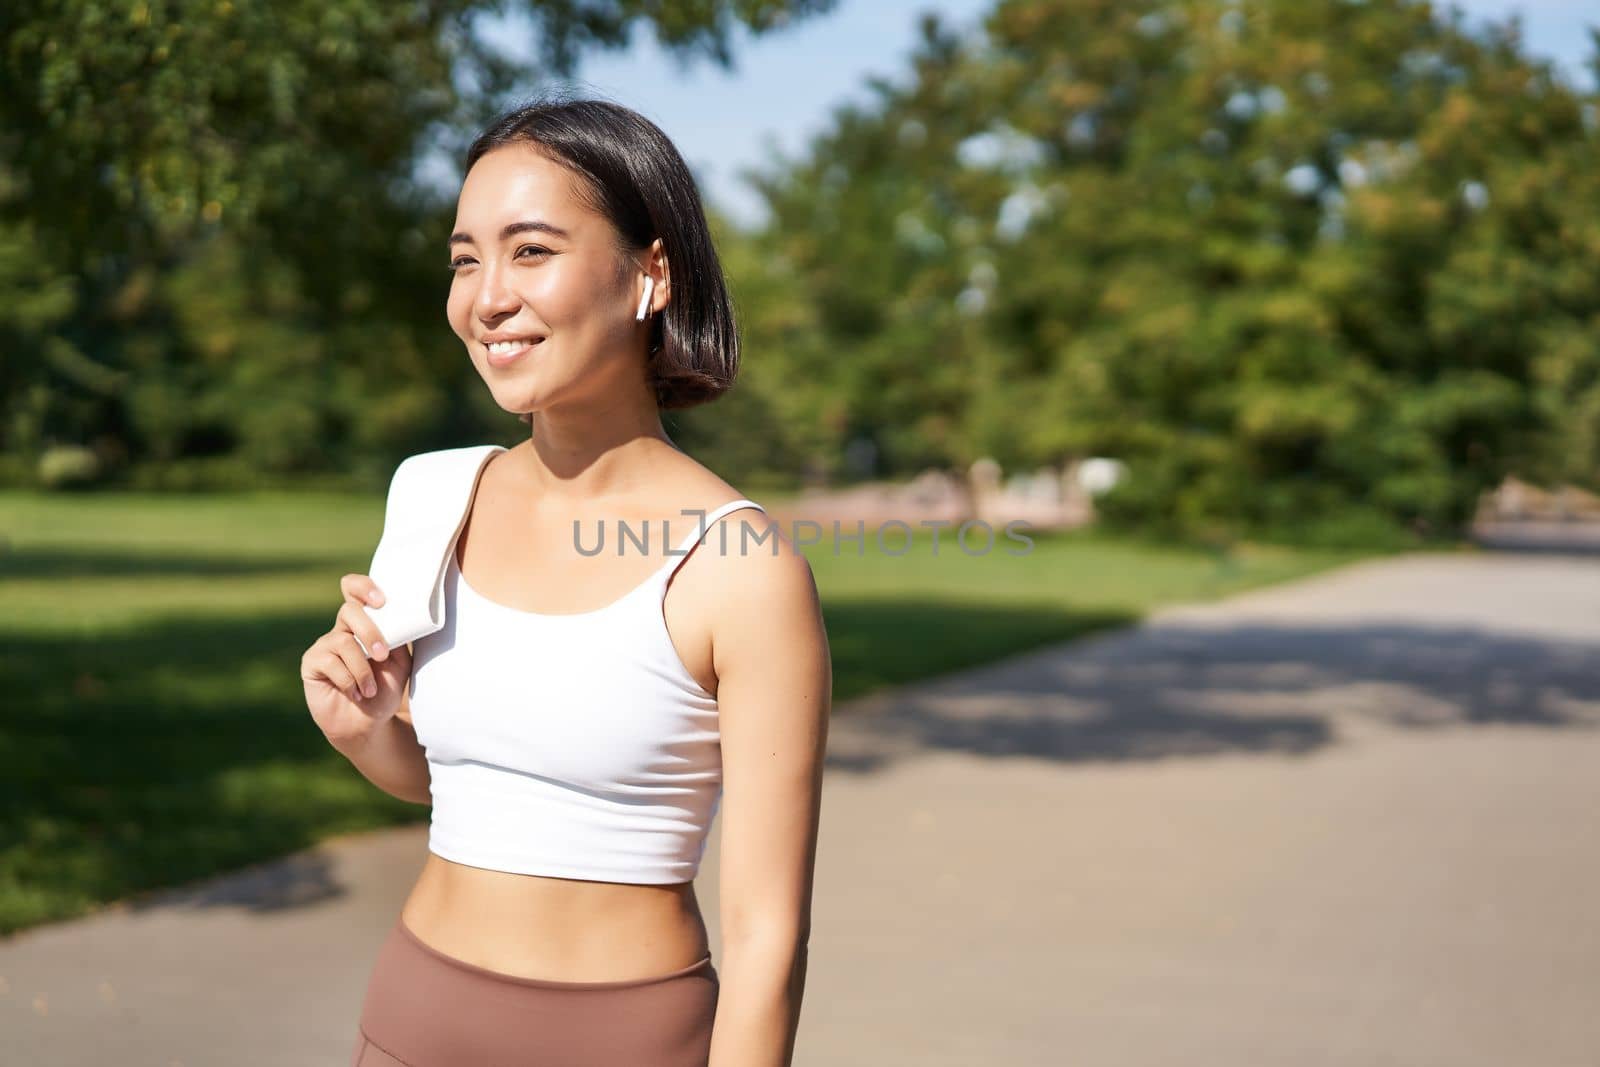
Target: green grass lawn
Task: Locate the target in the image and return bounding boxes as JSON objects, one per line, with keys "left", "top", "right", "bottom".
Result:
{"left": 0, "top": 487, "right": 1386, "bottom": 934}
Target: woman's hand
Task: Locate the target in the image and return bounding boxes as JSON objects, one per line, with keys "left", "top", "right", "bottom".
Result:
{"left": 301, "top": 574, "right": 414, "bottom": 747}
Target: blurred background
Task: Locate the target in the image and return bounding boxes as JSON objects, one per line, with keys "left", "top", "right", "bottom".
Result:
{"left": 3, "top": 2, "right": 1599, "bottom": 1064}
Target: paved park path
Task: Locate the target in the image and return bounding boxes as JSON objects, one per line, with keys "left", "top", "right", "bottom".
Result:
{"left": 4, "top": 549, "right": 1599, "bottom": 1066}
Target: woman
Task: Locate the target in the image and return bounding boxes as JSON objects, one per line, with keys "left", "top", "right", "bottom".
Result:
{"left": 299, "top": 95, "right": 832, "bottom": 1067}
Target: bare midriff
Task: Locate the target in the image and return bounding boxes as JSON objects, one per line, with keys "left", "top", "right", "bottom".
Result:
{"left": 399, "top": 853, "right": 711, "bottom": 982}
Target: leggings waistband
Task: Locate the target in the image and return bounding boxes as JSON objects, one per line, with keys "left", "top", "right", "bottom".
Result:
{"left": 394, "top": 916, "right": 716, "bottom": 990}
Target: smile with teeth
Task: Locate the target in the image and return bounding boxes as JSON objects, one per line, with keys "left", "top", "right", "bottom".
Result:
{"left": 486, "top": 338, "right": 539, "bottom": 354}
{"left": 484, "top": 337, "right": 542, "bottom": 365}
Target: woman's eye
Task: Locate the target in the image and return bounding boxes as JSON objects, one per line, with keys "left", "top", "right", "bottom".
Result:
{"left": 446, "top": 247, "right": 548, "bottom": 272}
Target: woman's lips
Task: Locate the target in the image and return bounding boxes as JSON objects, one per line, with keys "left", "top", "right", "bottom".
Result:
{"left": 485, "top": 339, "right": 541, "bottom": 367}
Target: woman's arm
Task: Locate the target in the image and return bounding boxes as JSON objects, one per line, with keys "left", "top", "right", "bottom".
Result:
{"left": 303, "top": 568, "right": 435, "bottom": 806}
{"left": 705, "top": 524, "right": 832, "bottom": 1067}
{"left": 329, "top": 682, "right": 432, "bottom": 806}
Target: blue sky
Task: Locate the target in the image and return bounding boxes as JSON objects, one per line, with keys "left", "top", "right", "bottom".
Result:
{"left": 486, "top": 1, "right": 1598, "bottom": 229}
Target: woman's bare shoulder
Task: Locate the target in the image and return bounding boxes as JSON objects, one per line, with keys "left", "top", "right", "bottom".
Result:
{"left": 650, "top": 450, "right": 755, "bottom": 513}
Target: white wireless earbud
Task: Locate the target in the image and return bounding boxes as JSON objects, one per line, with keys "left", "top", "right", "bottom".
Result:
{"left": 634, "top": 276, "right": 655, "bottom": 322}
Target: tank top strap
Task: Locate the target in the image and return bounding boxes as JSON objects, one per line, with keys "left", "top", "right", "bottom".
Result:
{"left": 660, "top": 498, "right": 768, "bottom": 583}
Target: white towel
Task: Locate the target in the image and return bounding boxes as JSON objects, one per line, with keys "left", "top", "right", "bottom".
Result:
{"left": 356, "top": 444, "right": 507, "bottom": 657}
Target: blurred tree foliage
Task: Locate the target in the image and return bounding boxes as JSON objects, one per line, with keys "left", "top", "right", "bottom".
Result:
{"left": 4, "top": 0, "right": 1598, "bottom": 547}
{"left": 730, "top": 0, "right": 1600, "bottom": 543}
{"left": 0, "top": 0, "right": 837, "bottom": 487}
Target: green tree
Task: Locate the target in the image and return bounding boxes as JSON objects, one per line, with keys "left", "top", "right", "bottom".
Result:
{"left": 741, "top": 0, "right": 1600, "bottom": 543}
{"left": 0, "top": 0, "right": 838, "bottom": 485}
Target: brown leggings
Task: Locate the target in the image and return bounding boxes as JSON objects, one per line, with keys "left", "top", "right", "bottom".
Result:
{"left": 350, "top": 915, "right": 719, "bottom": 1066}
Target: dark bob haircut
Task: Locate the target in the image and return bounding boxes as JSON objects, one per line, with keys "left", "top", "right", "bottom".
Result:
{"left": 464, "top": 92, "right": 739, "bottom": 416}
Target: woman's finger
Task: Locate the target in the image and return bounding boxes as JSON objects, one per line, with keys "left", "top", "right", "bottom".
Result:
{"left": 340, "top": 573, "right": 386, "bottom": 609}
{"left": 337, "top": 601, "right": 391, "bottom": 662}
{"left": 332, "top": 631, "right": 380, "bottom": 698}
{"left": 307, "top": 644, "right": 363, "bottom": 702}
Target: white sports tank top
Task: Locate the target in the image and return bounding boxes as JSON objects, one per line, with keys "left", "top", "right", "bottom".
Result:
{"left": 407, "top": 491, "right": 768, "bottom": 884}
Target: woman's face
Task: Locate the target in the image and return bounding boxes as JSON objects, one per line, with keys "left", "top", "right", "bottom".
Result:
{"left": 446, "top": 144, "right": 656, "bottom": 418}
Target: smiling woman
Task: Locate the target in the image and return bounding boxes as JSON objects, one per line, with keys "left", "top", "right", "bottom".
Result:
{"left": 441, "top": 99, "right": 741, "bottom": 422}
{"left": 296, "top": 91, "right": 831, "bottom": 1067}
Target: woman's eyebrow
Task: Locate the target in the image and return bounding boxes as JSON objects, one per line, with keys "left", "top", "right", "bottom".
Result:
{"left": 448, "top": 219, "right": 571, "bottom": 248}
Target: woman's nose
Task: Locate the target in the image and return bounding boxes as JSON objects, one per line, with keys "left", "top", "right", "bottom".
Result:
{"left": 474, "top": 262, "right": 521, "bottom": 317}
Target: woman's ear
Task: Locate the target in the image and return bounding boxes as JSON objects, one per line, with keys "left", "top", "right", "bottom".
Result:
{"left": 646, "top": 237, "right": 670, "bottom": 312}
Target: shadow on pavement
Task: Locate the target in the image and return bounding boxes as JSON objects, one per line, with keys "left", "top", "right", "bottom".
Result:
{"left": 825, "top": 618, "right": 1600, "bottom": 772}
